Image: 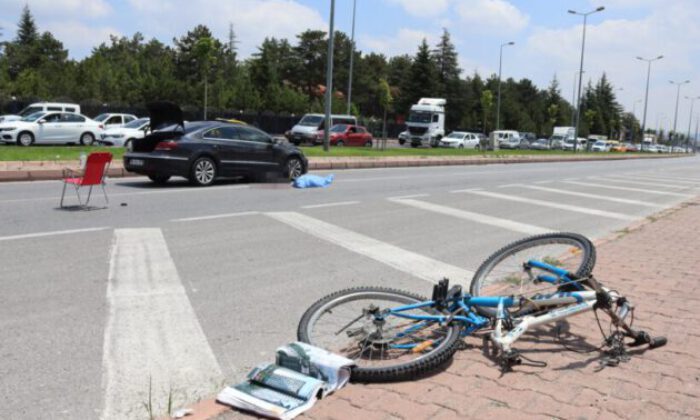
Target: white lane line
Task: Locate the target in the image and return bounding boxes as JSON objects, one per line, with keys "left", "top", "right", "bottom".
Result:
{"left": 594, "top": 177, "right": 693, "bottom": 190}
{"left": 498, "top": 184, "right": 521, "bottom": 188}
{"left": 301, "top": 200, "right": 360, "bottom": 209}
{"left": 389, "top": 198, "right": 551, "bottom": 235}
{"left": 267, "top": 212, "right": 473, "bottom": 284}
{"left": 388, "top": 193, "right": 430, "bottom": 200}
{"left": 171, "top": 211, "right": 259, "bottom": 222}
{"left": 457, "top": 190, "right": 637, "bottom": 221}
{"left": 0, "top": 227, "right": 110, "bottom": 242}
{"left": 534, "top": 180, "right": 555, "bottom": 184}
{"left": 562, "top": 180, "right": 694, "bottom": 198}
{"left": 0, "top": 184, "right": 250, "bottom": 205}
{"left": 449, "top": 188, "right": 484, "bottom": 193}
{"left": 102, "top": 229, "right": 222, "bottom": 420}
{"left": 517, "top": 185, "right": 664, "bottom": 208}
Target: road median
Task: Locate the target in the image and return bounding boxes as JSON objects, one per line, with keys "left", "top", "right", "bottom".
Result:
{"left": 0, "top": 152, "right": 690, "bottom": 182}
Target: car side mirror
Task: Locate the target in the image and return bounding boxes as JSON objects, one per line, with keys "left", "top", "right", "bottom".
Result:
{"left": 38, "top": 119, "right": 46, "bottom": 124}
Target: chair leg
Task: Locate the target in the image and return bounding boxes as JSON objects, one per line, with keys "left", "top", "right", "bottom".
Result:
{"left": 74, "top": 185, "right": 83, "bottom": 208}
{"left": 60, "top": 182, "right": 68, "bottom": 208}
{"left": 101, "top": 183, "right": 109, "bottom": 205}
{"left": 85, "top": 185, "right": 93, "bottom": 207}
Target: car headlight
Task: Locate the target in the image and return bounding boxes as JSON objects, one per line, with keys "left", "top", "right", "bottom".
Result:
{"left": 0, "top": 127, "right": 17, "bottom": 131}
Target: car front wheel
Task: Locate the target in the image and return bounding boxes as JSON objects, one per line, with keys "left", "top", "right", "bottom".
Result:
{"left": 17, "top": 132, "right": 34, "bottom": 147}
{"left": 283, "top": 157, "right": 304, "bottom": 180}
{"left": 80, "top": 132, "right": 95, "bottom": 146}
{"left": 190, "top": 157, "right": 217, "bottom": 186}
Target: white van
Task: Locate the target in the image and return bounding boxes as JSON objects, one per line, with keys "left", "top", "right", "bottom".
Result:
{"left": 492, "top": 130, "right": 524, "bottom": 149}
{"left": 0, "top": 102, "right": 81, "bottom": 123}
{"left": 286, "top": 113, "right": 357, "bottom": 145}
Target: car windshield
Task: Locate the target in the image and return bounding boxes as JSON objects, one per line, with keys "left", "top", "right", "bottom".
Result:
{"left": 446, "top": 133, "right": 464, "bottom": 138}
{"left": 124, "top": 118, "right": 149, "bottom": 129}
{"left": 156, "top": 122, "right": 204, "bottom": 133}
{"left": 94, "top": 114, "right": 110, "bottom": 122}
{"left": 595, "top": 141, "right": 606, "bottom": 146}
{"left": 19, "top": 106, "right": 44, "bottom": 116}
{"left": 299, "top": 115, "right": 323, "bottom": 127}
{"left": 20, "top": 111, "right": 46, "bottom": 122}
{"left": 330, "top": 124, "right": 347, "bottom": 133}
{"left": 407, "top": 111, "right": 431, "bottom": 123}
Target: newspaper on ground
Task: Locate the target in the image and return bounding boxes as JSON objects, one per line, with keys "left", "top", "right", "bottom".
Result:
{"left": 217, "top": 342, "right": 355, "bottom": 419}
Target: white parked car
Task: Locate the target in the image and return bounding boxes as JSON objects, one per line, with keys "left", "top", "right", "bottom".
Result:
{"left": 439, "top": 131, "right": 480, "bottom": 149}
{"left": 0, "top": 111, "right": 102, "bottom": 146}
{"left": 0, "top": 102, "right": 80, "bottom": 123}
{"left": 562, "top": 137, "right": 588, "bottom": 151}
{"left": 591, "top": 140, "right": 610, "bottom": 152}
{"left": 93, "top": 113, "right": 138, "bottom": 129}
{"left": 99, "top": 117, "right": 150, "bottom": 149}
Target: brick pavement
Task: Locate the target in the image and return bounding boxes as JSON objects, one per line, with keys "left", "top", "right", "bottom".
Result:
{"left": 199, "top": 199, "right": 700, "bottom": 420}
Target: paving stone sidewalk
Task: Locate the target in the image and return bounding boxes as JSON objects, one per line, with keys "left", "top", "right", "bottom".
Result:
{"left": 204, "top": 199, "right": 700, "bottom": 420}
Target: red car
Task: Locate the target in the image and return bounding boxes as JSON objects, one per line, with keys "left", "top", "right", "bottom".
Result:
{"left": 315, "top": 124, "right": 373, "bottom": 147}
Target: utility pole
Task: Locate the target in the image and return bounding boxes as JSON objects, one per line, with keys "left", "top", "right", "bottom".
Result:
{"left": 346, "top": 0, "right": 356, "bottom": 115}
{"left": 496, "top": 41, "right": 514, "bottom": 130}
{"left": 685, "top": 96, "right": 700, "bottom": 153}
{"left": 569, "top": 6, "right": 605, "bottom": 153}
{"left": 323, "top": 0, "right": 336, "bottom": 152}
{"left": 636, "top": 55, "right": 663, "bottom": 150}
{"left": 669, "top": 80, "right": 690, "bottom": 149}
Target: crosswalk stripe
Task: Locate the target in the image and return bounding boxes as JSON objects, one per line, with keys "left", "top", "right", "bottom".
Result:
{"left": 301, "top": 201, "right": 360, "bottom": 209}
{"left": 101, "top": 229, "right": 223, "bottom": 420}
{"left": 389, "top": 198, "right": 551, "bottom": 235}
{"left": 562, "top": 181, "right": 694, "bottom": 198}
{"left": 455, "top": 190, "right": 637, "bottom": 221}
{"left": 171, "top": 211, "right": 260, "bottom": 222}
{"left": 516, "top": 185, "right": 664, "bottom": 208}
{"left": 632, "top": 175, "right": 700, "bottom": 185}
{"left": 596, "top": 177, "right": 694, "bottom": 190}
{"left": 267, "top": 212, "right": 473, "bottom": 284}
{"left": 0, "top": 227, "right": 110, "bottom": 241}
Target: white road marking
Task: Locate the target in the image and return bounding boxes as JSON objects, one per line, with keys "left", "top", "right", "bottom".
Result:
{"left": 0, "top": 227, "right": 110, "bottom": 242}
{"left": 101, "top": 229, "right": 223, "bottom": 420}
{"left": 171, "top": 211, "right": 259, "bottom": 222}
{"left": 632, "top": 175, "right": 700, "bottom": 185}
{"left": 301, "top": 200, "right": 360, "bottom": 209}
{"left": 449, "top": 188, "right": 484, "bottom": 193}
{"left": 562, "top": 180, "right": 694, "bottom": 198}
{"left": 595, "top": 177, "right": 693, "bottom": 190}
{"left": 267, "top": 212, "right": 473, "bottom": 283}
{"left": 534, "top": 180, "right": 555, "bottom": 184}
{"left": 0, "top": 184, "right": 250, "bottom": 205}
{"left": 517, "top": 185, "right": 664, "bottom": 208}
{"left": 498, "top": 184, "right": 521, "bottom": 188}
{"left": 388, "top": 193, "right": 430, "bottom": 200}
{"left": 457, "top": 190, "right": 637, "bottom": 221}
{"left": 390, "top": 198, "right": 551, "bottom": 234}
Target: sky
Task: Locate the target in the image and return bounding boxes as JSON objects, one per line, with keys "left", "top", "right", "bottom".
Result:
{"left": 1, "top": 0, "right": 699, "bottom": 133}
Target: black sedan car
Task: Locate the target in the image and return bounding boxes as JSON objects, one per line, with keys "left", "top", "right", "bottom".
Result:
{"left": 124, "top": 102, "right": 308, "bottom": 186}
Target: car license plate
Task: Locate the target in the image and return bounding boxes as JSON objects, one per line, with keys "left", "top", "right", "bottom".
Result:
{"left": 130, "top": 158, "right": 144, "bottom": 167}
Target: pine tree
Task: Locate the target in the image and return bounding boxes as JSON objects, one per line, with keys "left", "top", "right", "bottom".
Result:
{"left": 432, "top": 29, "right": 460, "bottom": 91}
{"left": 16, "top": 5, "right": 38, "bottom": 46}
{"left": 397, "top": 39, "right": 436, "bottom": 113}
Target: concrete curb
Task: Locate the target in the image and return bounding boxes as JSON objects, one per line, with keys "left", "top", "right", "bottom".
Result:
{"left": 0, "top": 153, "right": 689, "bottom": 182}
{"left": 166, "top": 196, "right": 699, "bottom": 420}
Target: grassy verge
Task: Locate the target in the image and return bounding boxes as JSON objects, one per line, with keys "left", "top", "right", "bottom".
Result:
{"left": 0, "top": 145, "right": 127, "bottom": 161}
{"left": 0, "top": 143, "right": 661, "bottom": 161}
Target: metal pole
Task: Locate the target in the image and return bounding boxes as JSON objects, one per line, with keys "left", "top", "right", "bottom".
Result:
{"left": 346, "top": 0, "right": 356, "bottom": 115}
{"left": 323, "top": 0, "right": 336, "bottom": 152}
{"left": 496, "top": 42, "right": 513, "bottom": 131}
{"left": 670, "top": 80, "right": 689, "bottom": 149}
{"left": 694, "top": 115, "right": 699, "bottom": 153}
{"left": 571, "top": 72, "right": 577, "bottom": 125}
{"left": 685, "top": 96, "right": 699, "bottom": 153}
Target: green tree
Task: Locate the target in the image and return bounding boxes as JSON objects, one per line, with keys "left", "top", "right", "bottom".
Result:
{"left": 397, "top": 39, "right": 436, "bottom": 114}
{"left": 481, "top": 89, "right": 494, "bottom": 134}
{"left": 194, "top": 36, "right": 217, "bottom": 119}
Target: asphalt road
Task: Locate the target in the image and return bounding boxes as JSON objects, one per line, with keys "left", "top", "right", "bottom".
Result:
{"left": 1, "top": 156, "right": 699, "bottom": 419}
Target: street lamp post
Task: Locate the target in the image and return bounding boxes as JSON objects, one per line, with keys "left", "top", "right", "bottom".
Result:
{"left": 496, "top": 41, "right": 514, "bottom": 130}
{"left": 685, "top": 96, "right": 700, "bottom": 152}
{"left": 323, "top": 0, "right": 336, "bottom": 152}
{"left": 569, "top": 6, "right": 605, "bottom": 153}
{"left": 636, "top": 55, "right": 663, "bottom": 150}
{"left": 346, "top": 0, "right": 356, "bottom": 115}
{"left": 631, "top": 99, "right": 642, "bottom": 143}
{"left": 669, "top": 80, "right": 690, "bottom": 149}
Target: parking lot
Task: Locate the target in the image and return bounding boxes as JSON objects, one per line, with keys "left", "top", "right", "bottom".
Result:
{"left": 1, "top": 156, "right": 699, "bottom": 419}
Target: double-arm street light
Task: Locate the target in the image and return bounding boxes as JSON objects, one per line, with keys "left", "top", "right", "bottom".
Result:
{"left": 346, "top": 0, "right": 357, "bottom": 115}
{"left": 636, "top": 55, "right": 663, "bottom": 150}
{"left": 496, "top": 41, "right": 515, "bottom": 130}
{"left": 323, "top": 0, "right": 336, "bottom": 152}
{"left": 685, "top": 95, "right": 700, "bottom": 152}
{"left": 569, "top": 6, "right": 605, "bottom": 153}
{"left": 669, "top": 79, "right": 690, "bottom": 148}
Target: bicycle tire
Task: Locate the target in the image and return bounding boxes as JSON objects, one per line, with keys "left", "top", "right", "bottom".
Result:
{"left": 469, "top": 232, "right": 596, "bottom": 318}
{"left": 297, "top": 287, "right": 462, "bottom": 382}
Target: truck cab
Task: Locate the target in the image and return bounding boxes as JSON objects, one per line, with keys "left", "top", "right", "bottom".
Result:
{"left": 398, "top": 98, "right": 446, "bottom": 148}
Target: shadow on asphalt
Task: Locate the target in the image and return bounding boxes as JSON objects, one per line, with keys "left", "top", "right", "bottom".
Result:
{"left": 114, "top": 176, "right": 293, "bottom": 190}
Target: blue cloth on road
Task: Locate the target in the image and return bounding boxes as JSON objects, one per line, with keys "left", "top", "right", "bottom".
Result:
{"left": 293, "top": 174, "right": 334, "bottom": 188}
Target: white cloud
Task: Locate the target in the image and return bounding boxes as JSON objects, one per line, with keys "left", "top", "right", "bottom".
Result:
{"left": 43, "top": 21, "right": 119, "bottom": 50}
{"left": 386, "top": 0, "right": 450, "bottom": 17}
{"left": 359, "top": 28, "right": 438, "bottom": 57}
{"left": 455, "top": 0, "right": 528, "bottom": 33}
{"left": 127, "top": 0, "right": 326, "bottom": 58}
{"left": 0, "top": 0, "right": 112, "bottom": 18}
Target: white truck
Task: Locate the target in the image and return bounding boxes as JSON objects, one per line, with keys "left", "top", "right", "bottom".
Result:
{"left": 549, "top": 126, "right": 575, "bottom": 149}
{"left": 398, "top": 98, "right": 446, "bottom": 148}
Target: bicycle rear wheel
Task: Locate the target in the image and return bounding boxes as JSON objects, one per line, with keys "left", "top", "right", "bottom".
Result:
{"left": 297, "top": 287, "right": 462, "bottom": 382}
{"left": 469, "top": 232, "right": 596, "bottom": 317}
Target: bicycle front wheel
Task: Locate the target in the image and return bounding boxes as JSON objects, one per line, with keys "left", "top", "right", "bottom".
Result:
{"left": 297, "top": 287, "right": 462, "bottom": 382}
{"left": 469, "top": 232, "right": 596, "bottom": 317}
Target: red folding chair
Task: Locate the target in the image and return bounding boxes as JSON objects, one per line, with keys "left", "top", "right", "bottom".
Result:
{"left": 60, "top": 152, "right": 113, "bottom": 209}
